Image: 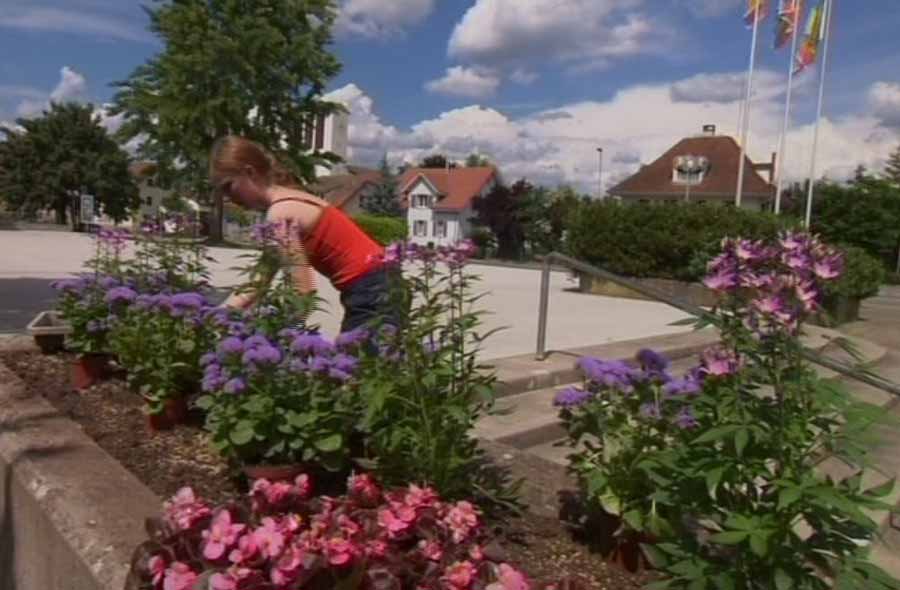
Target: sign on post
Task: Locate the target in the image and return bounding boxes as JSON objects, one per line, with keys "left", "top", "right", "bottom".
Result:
{"left": 80, "top": 194, "right": 96, "bottom": 226}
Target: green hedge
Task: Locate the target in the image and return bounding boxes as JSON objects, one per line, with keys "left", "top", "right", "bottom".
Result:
{"left": 826, "top": 245, "right": 886, "bottom": 299}
{"left": 353, "top": 214, "right": 408, "bottom": 246}
{"left": 566, "top": 202, "right": 794, "bottom": 281}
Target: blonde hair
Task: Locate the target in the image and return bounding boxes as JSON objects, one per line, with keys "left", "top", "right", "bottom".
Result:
{"left": 209, "top": 136, "right": 299, "bottom": 188}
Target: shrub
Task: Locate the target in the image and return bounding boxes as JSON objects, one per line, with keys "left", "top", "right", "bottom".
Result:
{"left": 469, "top": 226, "right": 497, "bottom": 259}
{"left": 127, "top": 474, "right": 541, "bottom": 590}
{"left": 566, "top": 202, "right": 791, "bottom": 281}
{"left": 353, "top": 214, "right": 408, "bottom": 246}
{"left": 557, "top": 233, "right": 899, "bottom": 589}
{"left": 825, "top": 245, "right": 886, "bottom": 299}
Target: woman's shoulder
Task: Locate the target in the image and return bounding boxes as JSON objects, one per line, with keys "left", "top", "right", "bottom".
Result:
{"left": 266, "top": 189, "right": 329, "bottom": 228}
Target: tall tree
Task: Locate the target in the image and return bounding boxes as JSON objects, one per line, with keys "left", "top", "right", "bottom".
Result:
{"left": 361, "top": 155, "right": 402, "bottom": 217}
{"left": 465, "top": 153, "right": 490, "bottom": 168}
{"left": 885, "top": 143, "right": 900, "bottom": 184}
{"left": 0, "top": 103, "right": 138, "bottom": 227}
{"left": 419, "top": 154, "right": 456, "bottom": 169}
{"left": 110, "top": 0, "right": 343, "bottom": 241}
{"left": 472, "top": 179, "right": 533, "bottom": 260}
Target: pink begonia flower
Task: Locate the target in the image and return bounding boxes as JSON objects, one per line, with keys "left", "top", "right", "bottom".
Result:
{"left": 366, "top": 539, "right": 389, "bottom": 559}
{"left": 271, "top": 544, "right": 306, "bottom": 586}
{"left": 486, "top": 564, "right": 531, "bottom": 590}
{"left": 203, "top": 510, "right": 246, "bottom": 561}
{"left": 253, "top": 517, "right": 286, "bottom": 560}
{"left": 337, "top": 514, "right": 361, "bottom": 538}
{"left": 148, "top": 555, "right": 167, "bottom": 590}
{"left": 405, "top": 484, "right": 439, "bottom": 509}
{"left": 278, "top": 513, "right": 303, "bottom": 535}
{"left": 162, "top": 563, "right": 197, "bottom": 590}
{"left": 229, "top": 533, "right": 259, "bottom": 565}
{"left": 378, "top": 509, "right": 412, "bottom": 538}
{"left": 348, "top": 473, "right": 382, "bottom": 506}
{"left": 325, "top": 537, "right": 358, "bottom": 567}
{"left": 442, "top": 561, "right": 478, "bottom": 590}
{"left": 468, "top": 545, "right": 484, "bottom": 561}
{"left": 419, "top": 539, "right": 443, "bottom": 561}
{"left": 294, "top": 474, "right": 313, "bottom": 499}
{"left": 163, "top": 487, "right": 211, "bottom": 531}
{"left": 442, "top": 501, "right": 480, "bottom": 543}
{"left": 210, "top": 568, "right": 263, "bottom": 590}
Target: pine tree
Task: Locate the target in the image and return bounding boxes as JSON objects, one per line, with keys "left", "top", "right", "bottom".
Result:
{"left": 885, "top": 143, "right": 900, "bottom": 184}
{"left": 110, "top": 0, "right": 343, "bottom": 241}
{"left": 361, "top": 155, "right": 402, "bottom": 217}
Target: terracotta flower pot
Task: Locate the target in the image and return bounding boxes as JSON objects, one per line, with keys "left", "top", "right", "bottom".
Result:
{"left": 606, "top": 531, "right": 658, "bottom": 574}
{"left": 243, "top": 463, "right": 307, "bottom": 483}
{"left": 146, "top": 398, "right": 189, "bottom": 432}
{"left": 71, "top": 354, "right": 112, "bottom": 390}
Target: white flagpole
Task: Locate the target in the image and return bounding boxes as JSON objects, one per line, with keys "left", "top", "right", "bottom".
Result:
{"left": 774, "top": 1, "right": 802, "bottom": 214}
{"left": 735, "top": 5, "right": 762, "bottom": 208}
{"left": 804, "top": 0, "right": 833, "bottom": 228}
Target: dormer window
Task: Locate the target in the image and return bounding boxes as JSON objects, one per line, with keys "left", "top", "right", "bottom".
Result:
{"left": 673, "top": 155, "right": 709, "bottom": 185}
{"left": 413, "top": 194, "right": 429, "bottom": 208}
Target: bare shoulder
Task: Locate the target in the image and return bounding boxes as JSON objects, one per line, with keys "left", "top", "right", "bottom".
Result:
{"left": 266, "top": 188, "right": 328, "bottom": 229}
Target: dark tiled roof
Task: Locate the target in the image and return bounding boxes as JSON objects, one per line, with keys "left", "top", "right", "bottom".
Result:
{"left": 609, "top": 135, "right": 774, "bottom": 200}
{"left": 309, "top": 166, "right": 382, "bottom": 209}
{"left": 398, "top": 166, "right": 497, "bottom": 211}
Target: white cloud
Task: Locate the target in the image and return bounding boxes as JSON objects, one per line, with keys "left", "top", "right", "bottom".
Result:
{"left": 329, "top": 76, "right": 900, "bottom": 192}
{"left": 670, "top": 70, "right": 787, "bottom": 104}
{"left": 869, "top": 81, "right": 900, "bottom": 128}
{"left": 510, "top": 68, "right": 538, "bottom": 85}
{"left": 448, "top": 0, "right": 659, "bottom": 73}
{"left": 0, "top": 85, "right": 46, "bottom": 101}
{"left": 336, "top": 0, "right": 435, "bottom": 38}
{"left": 15, "top": 66, "right": 89, "bottom": 117}
{"left": 677, "top": 0, "right": 742, "bottom": 17}
{"left": 0, "top": 7, "right": 151, "bottom": 43}
{"left": 425, "top": 67, "right": 500, "bottom": 99}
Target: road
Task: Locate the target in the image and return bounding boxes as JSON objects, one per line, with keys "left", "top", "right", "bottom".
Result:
{"left": 0, "top": 229, "right": 692, "bottom": 359}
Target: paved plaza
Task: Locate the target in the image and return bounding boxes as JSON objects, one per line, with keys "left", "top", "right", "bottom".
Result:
{"left": 0, "top": 230, "right": 691, "bottom": 359}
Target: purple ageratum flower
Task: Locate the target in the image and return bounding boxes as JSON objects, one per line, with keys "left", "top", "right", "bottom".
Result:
{"left": 579, "top": 358, "right": 638, "bottom": 392}
{"left": 200, "top": 353, "right": 217, "bottom": 367}
{"left": 98, "top": 276, "right": 120, "bottom": 289}
{"left": 244, "top": 334, "right": 273, "bottom": 349}
{"left": 224, "top": 378, "right": 247, "bottom": 395}
{"left": 218, "top": 336, "right": 245, "bottom": 357}
{"left": 636, "top": 349, "right": 669, "bottom": 372}
{"left": 640, "top": 403, "right": 662, "bottom": 420}
{"left": 171, "top": 292, "right": 207, "bottom": 309}
{"left": 663, "top": 375, "right": 702, "bottom": 398}
{"left": 291, "top": 334, "right": 335, "bottom": 355}
{"left": 701, "top": 345, "right": 742, "bottom": 378}
{"left": 553, "top": 386, "right": 593, "bottom": 408}
{"left": 288, "top": 359, "right": 308, "bottom": 373}
{"left": 673, "top": 406, "right": 700, "bottom": 430}
{"left": 336, "top": 328, "right": 370, "bottom": 350}
{"left": 51, "top": 278, "right": 87, "bottom": 293}
{"left": 328, "top": 368, "right": 353, "bottom": 382}
{"left": 309, "top": 356, "right": 332, "bottom": 373}
{"left": 331, "top": 353, "right": 359, "bottom": 374}
{"left": 242, "top": 345, "right": 282, "bottom": 366}
{"left": 105, "top": 286, "right": 137, "bottom": 305}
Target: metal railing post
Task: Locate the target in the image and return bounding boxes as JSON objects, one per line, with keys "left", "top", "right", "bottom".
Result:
{"left": 536, "top": 255, "right": 552, "bottom": 360}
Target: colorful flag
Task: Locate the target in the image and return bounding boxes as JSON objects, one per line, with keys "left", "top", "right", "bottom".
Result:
{"left": 744, "top": 0, "right": 770, "bottom": 27}
{"left": 795, "top": 3, "right": 826, "bottom": 73}
{"left": 774, "top": 0, "right": 803, "bottom": 48}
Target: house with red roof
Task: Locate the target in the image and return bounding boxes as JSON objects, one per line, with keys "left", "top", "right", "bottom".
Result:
{"left": 608, "top": 125, "right": 776, "bottom": 211}
{"left": 398, "top": 166, "right": 499, "bottom": 246}
{"left": 308, "top": 165, "right": 383, "bottom": 215}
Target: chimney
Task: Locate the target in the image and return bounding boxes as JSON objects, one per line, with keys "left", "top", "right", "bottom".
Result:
{"left": 702, "top": 124, "right": 716, "bottom": 136}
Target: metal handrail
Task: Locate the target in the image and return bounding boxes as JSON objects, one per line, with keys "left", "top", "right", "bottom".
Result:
{"left": 536, "top": 251, "right": 900, "bottom": 399}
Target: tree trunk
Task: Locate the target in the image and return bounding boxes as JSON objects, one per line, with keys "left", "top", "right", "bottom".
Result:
{"left": 209, "top": 191, "right": 224, "bottom": 243}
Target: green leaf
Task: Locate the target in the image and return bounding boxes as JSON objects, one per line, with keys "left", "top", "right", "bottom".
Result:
{"left": 314, "top": 433, "right": 343, "bottom": 453}
{"left": 709, "top": 531, "right": 748, "bottom": 545}
{"left": 177, "top": 339, "right": 195, "bottom": 354}
{"left": 774, "top": 568, "right": 793, "bottom": 590}
{"left": 622, "top": 510, "right": 644, "bottom": 531}
{"left": 778, "top": 486, "right": 803, "bottom": 510}
{"left": 706, "top": 466, "right": 725, "bottom": 499}
{"left": 230, "top": 428, "right": 254, "bottom": 445}
{"left": 194, "top": 395, "right": 214, "bottom": 410}
{"left": 641, "top": 544, "right": 668, "bottom": 569}
{"left": 864, "top": 478, "right": 895, "bottom": 499}
{"left": 735, "top": 428, "right": 749, "bottom": 457}
{"left": 749, "top": 532, "right": 768, "bottom": 557}
{"left": 693, "top": 425, "right": 739, "bottom": 445}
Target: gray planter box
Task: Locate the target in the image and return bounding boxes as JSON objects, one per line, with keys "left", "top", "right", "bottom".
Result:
{"left": 26, "top": 311, "right": 71, "bottom": 354}
{"left": 578, "top": 273, "right": 718, "bottom": 308}
{"left": 813, "top": 296, "right": 862, "bottom": 327}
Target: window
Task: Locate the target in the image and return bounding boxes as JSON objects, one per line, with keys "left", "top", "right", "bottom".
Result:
{"left": 414, "top": 194, "right": 429, "bottom": 208}
{"left": 414, "top": 220, "right": 427, "bottom": 237}
{"left": 145, "top": 197, "right": 153, "bottom": 207}
{"left": 433, "top": 220, "right": 447, "bottom": 238}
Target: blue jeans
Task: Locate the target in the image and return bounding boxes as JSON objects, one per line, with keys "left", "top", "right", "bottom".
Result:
{"left": 339, "top": 267, "right": 401, "bottom": 333}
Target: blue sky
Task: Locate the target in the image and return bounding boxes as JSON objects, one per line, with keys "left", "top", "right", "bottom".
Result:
{"left": 2, "top": 0, "right": 899, "bottom": 189}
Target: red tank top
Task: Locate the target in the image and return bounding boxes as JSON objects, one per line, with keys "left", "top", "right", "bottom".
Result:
{"left": 301, "top": 206, "right": 385, "bottom": 289}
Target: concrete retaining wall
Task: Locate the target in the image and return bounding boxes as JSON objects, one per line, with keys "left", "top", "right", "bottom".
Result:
{"left": 578, "top": 273, "right": 718, "bottom": 307}
{"left": 0, "top": 363, "right": 158, "bottom": 590}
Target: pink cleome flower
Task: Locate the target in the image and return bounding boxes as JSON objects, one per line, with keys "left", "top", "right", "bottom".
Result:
{"left": 441, "top": 561, "right": 479, "bottom": 590}
{"left": 202, "top": 510, "right": 246, "bottom": 561}
{"left": 162, "top": 562, "right": 198, "bottom": 590}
